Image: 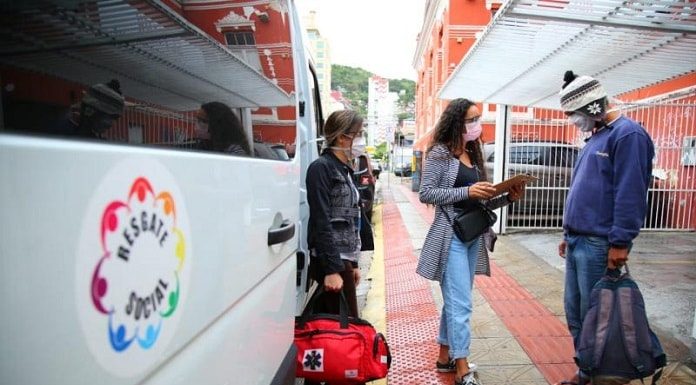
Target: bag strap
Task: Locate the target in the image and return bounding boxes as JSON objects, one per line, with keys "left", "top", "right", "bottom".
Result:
{"left": 297, "top": 285, "right": 351, "bottom": 329}
{"left": 441, "top": 202, "right": 489, "bottom": 224}
{"left": 616, "top": 282, "right": 648, "bottom": 376}
{"left": 591, "top": 287, "right": 615, "bottom": 369}
{"left": 441, "top": 205, "right": 453, "bottom": 225}
{"left": 372, "top": 332, "right": 392, "bottom": 368}
{"left": 651, "top": 368, "right": 663, "bottom": 385}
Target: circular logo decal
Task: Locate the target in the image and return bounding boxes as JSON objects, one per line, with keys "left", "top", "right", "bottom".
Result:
{"left": 76, "top": 159, "right": 191, "bottom": 376}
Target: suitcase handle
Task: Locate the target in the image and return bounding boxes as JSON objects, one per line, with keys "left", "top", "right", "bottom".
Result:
{"left": 297, "top": 286, "right": 351, "bottom": 329}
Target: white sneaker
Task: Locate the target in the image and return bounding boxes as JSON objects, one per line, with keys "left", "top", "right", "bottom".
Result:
{"left": 455, "top": 372, "right": 482, "bottom": 385}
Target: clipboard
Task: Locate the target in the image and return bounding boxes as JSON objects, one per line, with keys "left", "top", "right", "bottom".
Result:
{"left": 492, "top": 174, "right": 538, "bottom": 196}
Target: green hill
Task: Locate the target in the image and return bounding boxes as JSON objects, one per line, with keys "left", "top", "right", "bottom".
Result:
{"left": 331, "top": 64, "right": 414, "bottom": 119}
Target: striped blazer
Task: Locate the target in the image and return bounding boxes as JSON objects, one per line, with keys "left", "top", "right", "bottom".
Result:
{"left": 416, "top": 144, "right": 509, "bottom": 282}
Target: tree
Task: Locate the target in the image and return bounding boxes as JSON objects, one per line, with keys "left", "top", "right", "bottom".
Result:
{"left": 331, "top": 64, "right": 371, "bottom": 117}
{"left": 389, "top": 79, "right": 416, "bottom": 111}
{"left": 373, "top": 142, "right": 388, "bottom": 161}
{"left": 397, "top": 112, "right": 413, "bottom": 123}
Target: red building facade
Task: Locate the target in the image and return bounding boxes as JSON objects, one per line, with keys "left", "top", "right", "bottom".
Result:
{"left": 412, "top": 0, "right": 502, "bottom": 151}
{"left": 412, "top": 0, "right": 695, "bottom": 229}
{"left": 181, "top": 0, "right": 297, "bottom": 144}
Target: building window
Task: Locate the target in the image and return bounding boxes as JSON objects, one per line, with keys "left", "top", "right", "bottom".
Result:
{"left": 317, "top": 41, "right": 324, "bottom": 48}
{"left": 223, "top": 30, "right": 262, "bottom": 72}
{"left": 224, "top": 31, "right": 255, "bottom": 46}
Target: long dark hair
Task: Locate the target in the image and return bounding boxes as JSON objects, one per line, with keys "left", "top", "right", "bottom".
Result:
{"left": 201, "top": 101, "right": 251, "bottom": 155}
{"left": 428, "top": 98, "right": 487, "bottom": 181}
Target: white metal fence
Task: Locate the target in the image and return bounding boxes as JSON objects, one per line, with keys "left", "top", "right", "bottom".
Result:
{"left": 104, "top": 105, "right": 197, "bottom": 148}
{"left": 503, "top": 99, "right": 696, "bottom": 231}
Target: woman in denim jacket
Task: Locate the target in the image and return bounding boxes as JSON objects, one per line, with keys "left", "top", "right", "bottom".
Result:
{"left": 418, "top": 99, "right": 525, "bottom": 385}
{"left": 306, "top": 110, "right": 364, "bottom": 318}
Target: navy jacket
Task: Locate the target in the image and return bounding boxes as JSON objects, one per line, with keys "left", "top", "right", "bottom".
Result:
{"left": 564, "top": 116, "right": 655, "bottom": 247}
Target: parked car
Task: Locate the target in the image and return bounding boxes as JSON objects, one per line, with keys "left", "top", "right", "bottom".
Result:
{"left": 370, "top": 159, "right": 382, "bottom": 179}
{"left": 483, "top": 141, "right": 580, "bottom": 217}
{"left": 484, "top": 141, "right": 668, "bottom": 227}
{"left": 393, "top": 147, "right": 413, "bottom": 177}
{"left": 355, "top": 153, "right": 376, "bottom": 219}
{"left": 394, "top": 161, "right": 412, "bottom": 177}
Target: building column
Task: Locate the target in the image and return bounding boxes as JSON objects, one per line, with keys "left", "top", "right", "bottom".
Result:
{"left": 493, "top": 104, "right": 511, "bottom": 234}
{"left": 241, "top": 107, "right": 253, "bottom": 151}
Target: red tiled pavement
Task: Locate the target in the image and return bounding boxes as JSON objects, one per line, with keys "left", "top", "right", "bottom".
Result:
{"left": 395, "top": 184, "right": 577, "bottom": 384}
{"left": 381, "top": 188, "right": 454, "bottom": 385}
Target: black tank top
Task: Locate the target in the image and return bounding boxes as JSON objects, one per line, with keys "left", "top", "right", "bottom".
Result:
{"left": 453, "top": 162, "right": 479, "bottom": 211}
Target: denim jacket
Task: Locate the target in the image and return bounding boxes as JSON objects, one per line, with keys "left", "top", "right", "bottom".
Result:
{"left": 306, "top": 150, "right": 361, "bottom": 276}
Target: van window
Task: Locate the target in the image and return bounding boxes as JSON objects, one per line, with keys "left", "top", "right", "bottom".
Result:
{"left": 0, "top": 1, "right": 297, "bottom": 161}
{"left": 308, "top": 63, "right": 324, "bottom": 141}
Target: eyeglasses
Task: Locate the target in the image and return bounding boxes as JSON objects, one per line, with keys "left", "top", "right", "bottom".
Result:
{"left": 343, "top": 130, "right": 363, "bottom": 139}
{"left": 464, "top": 115, "right": 481, "bottom": 124}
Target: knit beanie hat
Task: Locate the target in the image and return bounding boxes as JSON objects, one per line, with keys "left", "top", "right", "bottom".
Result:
{"left": 559, "top": 71, "right": 607, "bottom": 118}
{"left": 82, "top": 79, "right": 125, "bottom": 117}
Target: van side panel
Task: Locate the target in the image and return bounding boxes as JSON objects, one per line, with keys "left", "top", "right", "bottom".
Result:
{"left": 0, "top": 136, "right": 299, "bottom": 384}
{"left": 141, "top": 258, "right": 296, "bottom": 385}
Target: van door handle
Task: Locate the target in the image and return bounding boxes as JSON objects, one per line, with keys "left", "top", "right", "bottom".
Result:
{"left": 268, "top": 220, "right": 295, "bottom": 245}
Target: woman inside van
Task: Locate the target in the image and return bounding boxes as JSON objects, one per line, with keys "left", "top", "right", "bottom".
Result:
{"left": 306, "top": 110, "right": 364, "bottom": 320}
{"left": 418, "top": 98, "right": 525, "bottom": 385}
{"left": 195, "top": 101, "right": 251, "bottom": 156}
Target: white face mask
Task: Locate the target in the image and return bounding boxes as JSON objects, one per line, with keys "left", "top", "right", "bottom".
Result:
{"left": 462, "top": 121, "right": 482, "bottom": 142}
{"left": 569, "top": 114, "right": 595, "bottom": 132}
{"left": 351, "top": 137, "right": 366, "bottom": 158}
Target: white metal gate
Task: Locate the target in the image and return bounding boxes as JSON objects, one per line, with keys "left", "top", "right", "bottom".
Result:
{"left": 502, "top": 98, "right": 696, "bottom": 231}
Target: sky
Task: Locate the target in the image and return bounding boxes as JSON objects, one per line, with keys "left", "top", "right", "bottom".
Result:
{"left": 295, "top": 0, "right": 425, "bottom": 81}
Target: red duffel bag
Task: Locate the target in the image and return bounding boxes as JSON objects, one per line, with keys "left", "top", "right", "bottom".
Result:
{"left": 294, "top": 287, "right": 391, "bottom": 383}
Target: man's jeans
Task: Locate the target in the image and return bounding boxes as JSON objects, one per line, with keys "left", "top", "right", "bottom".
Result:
{"left": 438, "top": 236, "right": 480, "bottom": 359}
{"left": 564, "top": 234, "right": 611, "bottom": 349}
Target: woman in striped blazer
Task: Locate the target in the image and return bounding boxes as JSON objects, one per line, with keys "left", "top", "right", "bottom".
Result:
{"left": 417, "top": 98, "right": 525, "bottom": 385}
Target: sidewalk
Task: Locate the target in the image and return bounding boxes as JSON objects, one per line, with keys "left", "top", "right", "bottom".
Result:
{"left": 362, "top": 179, "right": 696, "bottom": 385}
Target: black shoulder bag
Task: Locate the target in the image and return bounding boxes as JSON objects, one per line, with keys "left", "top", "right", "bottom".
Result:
{"left": 443, "top": 164, "right": 497, "bottom": 242}
{"left": 444, "top": 204, "right": 498, "bottom": 242}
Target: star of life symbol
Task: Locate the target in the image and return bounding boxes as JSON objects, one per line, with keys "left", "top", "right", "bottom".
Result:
{"left": 303, "top": 349, "right": 324, "bottom": 372}
{"left": 588, "top": 102, "right": 602, "bottom": 115}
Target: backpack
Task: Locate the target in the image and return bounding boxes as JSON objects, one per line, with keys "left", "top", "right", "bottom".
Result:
{"left": 575, "top": 267, "right": 666, "bottom": 384}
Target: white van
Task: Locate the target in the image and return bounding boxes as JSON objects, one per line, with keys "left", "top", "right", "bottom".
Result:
{"left": 0, "top": 1, "right": 321, "bottom": 384}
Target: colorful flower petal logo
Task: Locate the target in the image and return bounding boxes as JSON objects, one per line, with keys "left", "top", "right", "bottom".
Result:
{"left": 90, "top": 177, "right": 186, "bottom": 352}
{"left": 76, "top": 160, "right": 191, "bottom": 377}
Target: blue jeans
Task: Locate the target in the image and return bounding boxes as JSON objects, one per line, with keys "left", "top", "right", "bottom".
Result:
{"left": 438, "top": 236, "right": 480, "bottom": 359}
{"left": 564, "top": 234, "right": 611, "bottom": 350}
